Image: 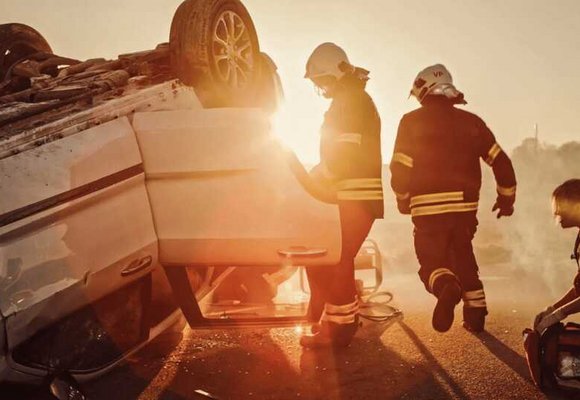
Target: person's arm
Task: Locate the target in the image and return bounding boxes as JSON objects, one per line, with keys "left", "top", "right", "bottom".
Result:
{"left": 320, "top": 98, "right": 363, "bottom": 179}
{"left": 553, "top": 287, "right": 579, "bottom": 309}
{"left": 477, "top": 119, "right": 517, "bottom": 218}
{"left": 390, "top": 115, "right": 413, "bottom": 214}
{"left": 558, "top": 293, "right": 580, "bottom": 316}
{"left": 536, "top": 287, "right": 580, "bottom": 332}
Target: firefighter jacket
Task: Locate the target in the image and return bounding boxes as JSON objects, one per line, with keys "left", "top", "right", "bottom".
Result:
{"left": 319, "top": 74, "right": 384, "bottom": 219}
{"left": 390, "top": 96, "right": 516, "bottom": 220}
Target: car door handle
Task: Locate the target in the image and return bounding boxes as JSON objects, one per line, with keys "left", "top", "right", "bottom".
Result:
{"left": 278, "top": 247, "right": 327, "bottom": 257}
{"left": 121, "top": 256, "right": 152, "bottom": 277}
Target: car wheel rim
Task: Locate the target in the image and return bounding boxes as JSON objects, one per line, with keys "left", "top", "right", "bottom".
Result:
{"left": 212, "top": 10, "right": 254, "bottom": 90}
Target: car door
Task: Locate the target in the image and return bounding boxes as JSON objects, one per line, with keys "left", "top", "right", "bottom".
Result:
{"left": 132, "top": 107, "right": 342, "bottom": 326}
{"left": 0, "top": 117, "right": 158, "bottom": 375}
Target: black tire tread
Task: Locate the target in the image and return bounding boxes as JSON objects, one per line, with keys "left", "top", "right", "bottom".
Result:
{"left": 169, "top": 0, "right": 260, "bottom": 107}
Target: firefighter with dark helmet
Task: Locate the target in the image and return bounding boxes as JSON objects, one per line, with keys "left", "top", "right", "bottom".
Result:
{"left": 391, "top": 64, "right": 517, "bottom": 333}
{"left": 300, "top": 42, "right": 383, "bottom": 348}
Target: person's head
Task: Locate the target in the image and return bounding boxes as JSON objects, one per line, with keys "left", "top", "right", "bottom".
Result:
{"left": 304, "top": 42, "right": 351, "bottom": 98}
{"left": 552, "top": 179, "right": 580, "bottom": 228}
{"left": 410, "top": 64, "right": 466, "bottom": 105}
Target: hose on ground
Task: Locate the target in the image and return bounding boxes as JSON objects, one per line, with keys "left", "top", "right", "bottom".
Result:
{"left": 358, "top": 290, "right": 403, "bottom": 323}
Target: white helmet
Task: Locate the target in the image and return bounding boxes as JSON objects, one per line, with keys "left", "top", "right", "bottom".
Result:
{"left": 410, "top": 64, "right": 465, "bottom": 104}
{"left": 304, "top": 42, "right": 351, "bottom": 80}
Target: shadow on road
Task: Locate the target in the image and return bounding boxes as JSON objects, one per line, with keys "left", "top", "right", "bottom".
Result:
{"left": 156, "top": 329, "right": 303, "bottom": 399}
{"left": 474, "top": 331, "right": 532, "bottom": 384}
{"left": 84, "top": 330, "right": 188, "bottom": 400}
{"left": 397, "top": 321, "right": 471, "bottom": 400}
{"left": 297, "top": 317, "right": 467, "bottom": 400}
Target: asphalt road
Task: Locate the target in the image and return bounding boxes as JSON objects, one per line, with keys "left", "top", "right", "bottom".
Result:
{"left": 7, "top": 273, "right": 580, "bottom": 400}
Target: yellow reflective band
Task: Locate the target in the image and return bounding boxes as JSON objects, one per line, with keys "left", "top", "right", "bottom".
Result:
{"left": 463, "top": 289, "right": 485, "bottom": 301}
{"left": 392, "top": 152, "right": 414, "bottom": 168}
{"left": 336, "top": 133, "right": 362, "bottom": 145}
{"left": 497, "top": 185, "right": 516, "bottom": 197}
{"left": 336, "top": 178, "right": 382, "bottom": 191}
{"left": 325, "top": 300, "right": 359, "bottom": 315}
{"left": 321, "top": 312, "right": 357, "bottom": 324}
{"left": 428, "top": 268, "right": 456, "bottom": 292}
{"left": 411, "top": 202, "right": 478, "bottom": 217}
{"left": 410, "top": 191, "right": 464, "bottom": 208}
{"left": 395, "top": 191, "right": 410, "bottom": 200}
{"left": 337, "top": 190, "right": 384, "bottom": 201}
{"left": 464, "top": 299, "right": 487, "bottom": 308}
{"left": 485, "top": 143, "right": 502, "bottom": 165}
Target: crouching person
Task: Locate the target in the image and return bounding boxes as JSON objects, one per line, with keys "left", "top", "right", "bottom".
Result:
{"left": 534, "top": 179, "right": 580, "bottom": 333}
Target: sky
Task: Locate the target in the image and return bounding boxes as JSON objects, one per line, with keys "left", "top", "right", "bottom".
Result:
{"left": 2, "top": 0, "right": 579, "bottom": 164}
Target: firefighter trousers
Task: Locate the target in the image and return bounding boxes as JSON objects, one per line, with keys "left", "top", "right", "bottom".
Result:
{"left": 306, "top": 201, "right": 374, "bottom": 321}
{"left": 413, "top": 212, "right": 487, "bottom": 311}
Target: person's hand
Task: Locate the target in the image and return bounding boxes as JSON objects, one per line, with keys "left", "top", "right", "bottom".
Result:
{"left": 536, "top": 308, "right": 567, "bottom": 333}
{"left": 309, "top": 163, "right": 337, "bottom": 191}
{"left": 533, "top": 305, "right": 555, "bottom": 329}
{"left": 309, "top": 164, "right": 324, "bottom": 181}
{"left": 492, "top": 200, "right": 514, "bottom": 219}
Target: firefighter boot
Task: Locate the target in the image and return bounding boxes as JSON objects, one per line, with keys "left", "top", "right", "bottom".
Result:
{"left": 300, "top": 317, "right": 359, "bottom": 349}
{"left": 310, "top": 282, "right": 364, "bottom": 335}
{"left": 300, "top": 300, "right": 359, "bottom": 348}
{"left": 432, "top": 277, "right": 462, "bottom": 333}
{"left": 462, "top": 307, "right": 488, "bottom": 333}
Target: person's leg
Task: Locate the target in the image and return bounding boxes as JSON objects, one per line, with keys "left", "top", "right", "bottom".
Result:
{"left": 452, "top": 214, "right": 487, "bottom": 332}
{"left": 305, "top": 267, "right": 328, "bottom": 322}
{"left": 301, "top": 202, "right": 373, "bottom": 348}
{"left": 414, "top": 216, "right": 462, "bottom": 332}
{"left": 328, "top": 202, "right": 374, "bottom": 304}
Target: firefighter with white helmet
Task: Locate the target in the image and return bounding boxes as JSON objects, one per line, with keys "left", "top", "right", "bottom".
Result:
{"left": 304, "top": 43, "right": 350, "bottom": 81}
{"left": 300, "top": 43, "right": 383, "bottom": 348}
{"left": 391, "top": 64, "right": 517, "bottom": 333}
{"left": 409, "top": 64, "right": 465, "bottom": 104}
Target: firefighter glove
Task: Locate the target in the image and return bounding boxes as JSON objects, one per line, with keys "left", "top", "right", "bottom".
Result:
{"left": 535, "top": 308, "right": 566, "bottom": 333}
{"left": 533, "top": 305, "right": 555, "bottom": 329}
{"left": 492, "top": 196, "right": 514, "bottom": 219}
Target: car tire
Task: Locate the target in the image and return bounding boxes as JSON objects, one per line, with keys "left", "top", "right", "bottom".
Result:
{"left": 169, "top": 0, "right": 261, "bottom": 107}
{"left": 0, "top": 23, "right": 52, "bottom": 81}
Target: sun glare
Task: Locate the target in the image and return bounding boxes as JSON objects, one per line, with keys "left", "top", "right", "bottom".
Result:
{"left": 271, "top": 99, "right": 327, "bottom": 166}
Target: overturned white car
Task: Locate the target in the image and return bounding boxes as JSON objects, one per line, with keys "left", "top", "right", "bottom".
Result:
{"left": 0, "top": 0, "right": 384, "bottom": 390}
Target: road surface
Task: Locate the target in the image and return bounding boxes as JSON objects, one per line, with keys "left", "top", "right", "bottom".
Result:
{"left": 6, "top": 272, "right": 580, "bottom": 400}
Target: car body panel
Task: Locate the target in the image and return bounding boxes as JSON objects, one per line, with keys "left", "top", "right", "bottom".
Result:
{"left": 0, "top": 118, "right": 158, "bottom": 349}
{"left": 133, "top": 108, "right": 342, "bottom": 267}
